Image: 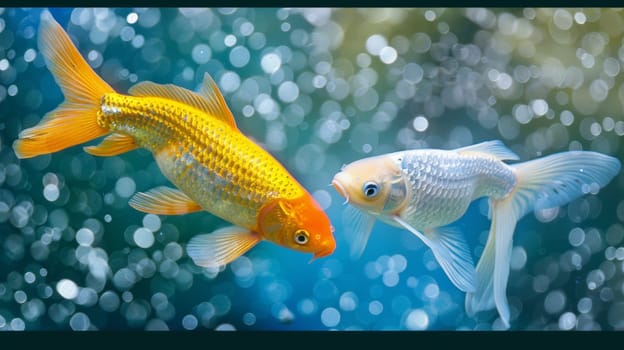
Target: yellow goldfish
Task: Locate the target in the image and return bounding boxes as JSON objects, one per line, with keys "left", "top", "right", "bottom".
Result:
{"left": 332, "top": 140, "right": 620, "bottom": 327}
{"left": 14, "top": 12, "right": 336, "bottom": 267}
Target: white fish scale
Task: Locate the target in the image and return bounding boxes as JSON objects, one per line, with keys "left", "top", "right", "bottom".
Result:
{"left": 398, "top": 150, "right": 516, "bottom": 229}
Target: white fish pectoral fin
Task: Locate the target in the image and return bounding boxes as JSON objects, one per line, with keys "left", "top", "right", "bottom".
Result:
{"left": 186, "top": 226, "right": 261, "bottom": 268}
{"left": 129, "top": 186, "right": 203, "bottom": 215}
{"left": 393, "top": 217, "right": 476, "bottom": 293}
{"left": 343, "top": 205, "right": 376, "bottom": 260}
{"left": 456, "top": 140, "right": 519, "bottom": 161}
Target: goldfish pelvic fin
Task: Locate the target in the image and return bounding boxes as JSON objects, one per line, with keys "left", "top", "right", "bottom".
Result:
{"left": 13, "top": 11, "right": 113, "bottom": 159}
{"left": 456, "top": 140, "right": 519, "bottom": 161}
{"left": 186, "top": 226, "right": 261, "bottom": 267}
{"left": 394, "top": 217, "right": 476, "bottom": 293}
{"left": 128, "top": 73, "right": 237, "bottom": 129}
{"left": 84, "top": 133, "right": 138, "bottom": 157}
{"left": 343, "top": 205, "right": 376, "bottom": 260}
{"left": 129, "top": 186, "right": 202, "bottom": 215}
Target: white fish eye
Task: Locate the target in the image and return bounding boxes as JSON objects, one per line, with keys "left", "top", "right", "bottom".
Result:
{"left": 294, "top": 229, "right": 309, "bottom": 245}
{"left": 362, "top": 181, "right": 379, "bottom": 198}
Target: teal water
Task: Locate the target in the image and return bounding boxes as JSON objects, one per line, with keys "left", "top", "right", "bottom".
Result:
{"left": 0, "top": 8, "right": 623, "bottom": 330}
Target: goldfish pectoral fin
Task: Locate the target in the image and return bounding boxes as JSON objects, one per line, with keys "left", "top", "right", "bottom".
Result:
{"left": 186, "top": 226, "right": 260, "bottom": 267}
{"left": 128, "top": 186, "right": 202, "bottom": 215}
{"left": 393, "top": 217, "right": 476, "bottom": 293}
{"left": 456, "top": 140, "right": 519, "bottom": 161}
{"left": 343, "top": 205, "right": 376, "bottom": 260}
{"left": 84, "top": 133, "right": 138, "bottom": 157}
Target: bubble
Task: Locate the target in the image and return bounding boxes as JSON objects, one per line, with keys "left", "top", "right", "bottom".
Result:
{"left": 553, "top": 9, "right": 573, "bottom": 30}
{"left": 115, "top": 177, "right": 136, "bottom": 198}
{"left": 24, "top": 272, "right": 36, "bottom": 284}
{"left": 10, "top": 318, "right": 25, "bottom": 331}
{"left": 215, "top": 323, "right": 236, "bottom": 331}
{"left": 56, "top": 279, "right": 79, "bottom": 300}
{"left": 312, "top": 190, "right": 332, "bottom": 210}
{"left": 243, "top": 312, "right": 256, "bottom": 326}
{"left": 142, "top": 214, "right": 161, "bottom": 232}
{"left": 134, "top": 227, "right": 155, "bottom": 249}
{"left": 413, "top": 116, "right": 429, "bottom": 132}
{"left": 405, "top": 309, "right": 429, "bottom": 330}
{"left": 99, "top": 291, "right": 120, "bottom": 312}
{"left": 297, "top": 299, "right": 317, "bottom": 315}
{"left": 379, "top": 46, "right": 398, "bottom": 64}
{"left": 403, "top": 63, "right": 424, "bottom": 84}
{"left": 559, "top": 312, "right": 577, "bottom": 330}
{"left": 220, "top": 71, "right": 241, "bottom": 93}
{"left": 510, "top": 246, "right": 527, "bottom": 270}
{"left": 14, "top": 290, "right": 27, "bottom": 304}
{"left": 530, "top": 99, "right": 548, "bottom": 116}
{"left": 277, "top": 81, "right": 299, "bottom": 103}
{"left": 76, "top": 228, "right": 95, "bottom": 246}
{"left": 182, "top": 314, "right": 198, "bottom": 330}
{"left": 229, "top": 46, "right": 250, "bottom": 68}
{"left": 127, "top": 12, "right": 138, "bottom": 24}
{"left": 368, "top": 300, "right": 383, "bottom": 315}
{"left": 568, "top": 228, "right": 585, "bottom": 247}
{"left": 321, "top": 307, "right": 340, "bottom": 327}
{"left": 423, "top": 283, "right": 439, "bottom": 299}
{"left": 261, "top": 53, "right": 281, "bottom": 74}
{"left": 544, "top": 290, "right": 566, "bottom": 315}
{"left": 589, "top": 79, "right": 609, "bottom": 102}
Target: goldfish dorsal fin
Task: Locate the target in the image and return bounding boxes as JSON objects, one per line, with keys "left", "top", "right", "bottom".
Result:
{"left": 128, "top": 186, "right": 203, "bottom": 215}
{"left": 128, "top": 77, "right": 237, "bottom": 129}
{"left": 197, "top": 73, "right": 238, "bottom": 129}
{"left": 456, "top": 140, "right": 519, "bottom": 161}
{"left": 84, "top": 133, "right": 138, "bottom": 157}
{"left": 186, "top": 226, "right": 261, "bottom": 267}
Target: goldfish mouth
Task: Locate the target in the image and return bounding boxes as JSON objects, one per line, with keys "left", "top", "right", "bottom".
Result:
{"left": 311, "top": 245, "right": 335, "bottom": 261}
{"left": 331, "top": 178, "right": 349, "bottom": 205}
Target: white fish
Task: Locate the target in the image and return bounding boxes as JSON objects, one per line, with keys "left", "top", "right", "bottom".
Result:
{"left": 331, "top": 140, "right": 621, "bottom": 327}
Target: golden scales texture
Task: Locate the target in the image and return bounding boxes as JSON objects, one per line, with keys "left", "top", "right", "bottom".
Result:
{"left": 97, "top": 92, "right": 305, "bottom": 227}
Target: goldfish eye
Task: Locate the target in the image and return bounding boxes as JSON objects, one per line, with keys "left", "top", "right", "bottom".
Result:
{"left": 362, "top": 182, "right": 379, "bottom": 198}
{"left": 294, "top": 229, "right": 309, "bottom": 245}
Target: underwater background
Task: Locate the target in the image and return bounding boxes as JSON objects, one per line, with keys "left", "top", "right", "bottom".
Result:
{"left": 0, "top": 7, "right": 623, "bottom": 331}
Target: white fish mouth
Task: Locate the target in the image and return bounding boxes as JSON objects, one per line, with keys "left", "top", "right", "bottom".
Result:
{"left": 331, "top": 178, "right": 350, "bottom": 205}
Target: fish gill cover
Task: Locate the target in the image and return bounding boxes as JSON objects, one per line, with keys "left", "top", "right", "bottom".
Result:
{"left": 0, "top": 7, "right": 623, "bottom": 331}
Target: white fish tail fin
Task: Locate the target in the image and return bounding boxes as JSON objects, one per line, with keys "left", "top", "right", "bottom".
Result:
{"left": 394, "top": 217, "right": 475, "bottom": 292}
{"left": 13, "top": 11, "right": 113, "bottom": 159}
{"left": 467, "top": 150, "right": 620, "bottom": 328}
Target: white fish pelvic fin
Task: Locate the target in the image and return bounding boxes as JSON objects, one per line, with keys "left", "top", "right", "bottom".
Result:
{"left": 393, "top": 217, "right": 476, "bottom": 293}
{"left": 466, "top": 197, "right": 517, "bottom": 329}
{"left": 343, "top": 205, "right": 376, "bottom": 260}
{"left": 466, "top": 150, "right": 621, "bottom": 328}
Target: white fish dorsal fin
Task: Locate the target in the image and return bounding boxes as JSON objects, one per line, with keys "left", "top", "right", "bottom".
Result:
{"left": 129, "top": 74, "right": 237, "bottom": 129}
{"left": 343, "top": 205, "right": 376, "bottom": 260}
{"left": 186, "top": 226, "right": 261, "bottom": 267}
{"left": 393, "top": 217, "right": 476, "bottom": 293}
{"left": 456, "top": 140, "right": 519, "bottom": 161}
{"left": 84, "top": 133, "right": 138, "bottom": 157}
{"left": 129, "top": 186, "right": 203, "bottom": 215}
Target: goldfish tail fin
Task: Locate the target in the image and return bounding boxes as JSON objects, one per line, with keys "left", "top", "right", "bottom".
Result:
{"left": 13, "top": 11, "right": 113, "bottom": 159}
{"left": 467, "top": 151, "right": 621, "bottom": 328}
